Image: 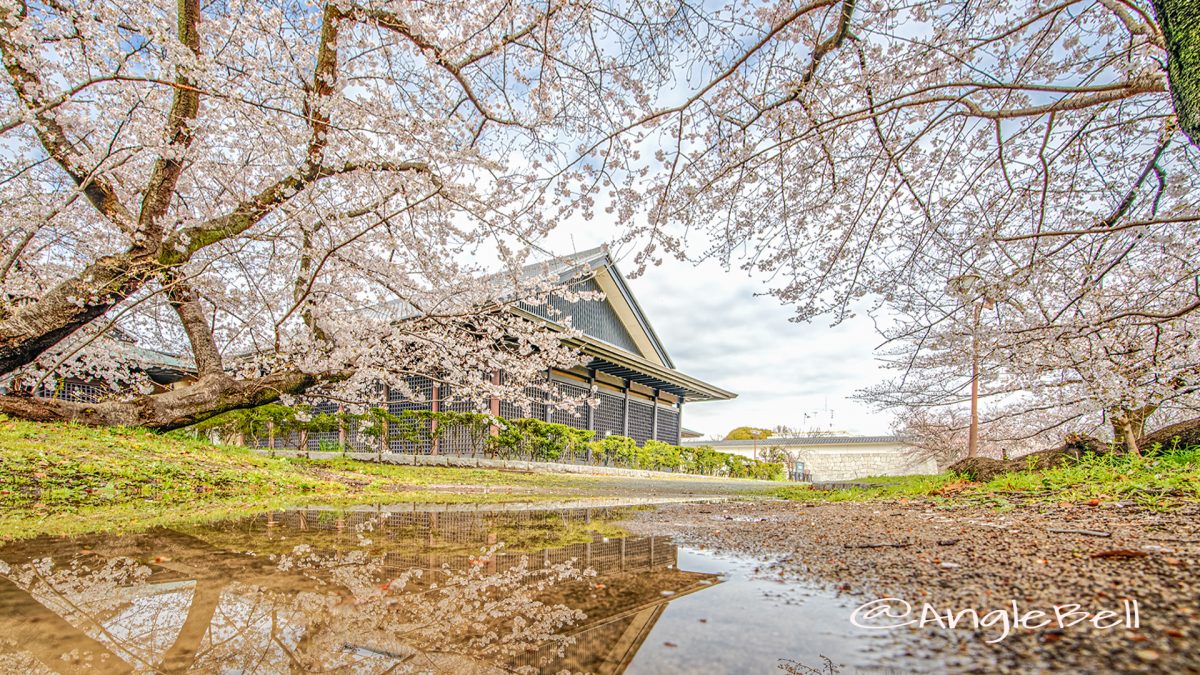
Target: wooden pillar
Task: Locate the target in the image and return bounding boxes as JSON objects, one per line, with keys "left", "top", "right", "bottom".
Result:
{"left": 586, "top": 369, "right": 596, "bottom": 463}
{"left": 586, "top": 369, "right": 596, "bottom": 432}
{"left": 489, "top": 369, "right": 501, "bottom": 438}
{"left": 338, "top": 404, "right": 346, "bottom": 454}
{"left": 677, "top": 399, "right": 684, "bottom": 444}
{"left": 622, "top": 379, "right": 630, "bottom": 437}
{"left": 379, "top": 384, "right": 389, "bottom": 459}
{"left": 431, "top": 384, "right": 440, "bottom": 455}
{"left": 651, "top": 389, "right": 659, "bottom": 441}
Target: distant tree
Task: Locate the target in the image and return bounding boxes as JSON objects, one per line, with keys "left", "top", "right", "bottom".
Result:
{"left": 760, "top": 445, "right": 793, "bottom": 466}
{"left": 891, "top": 407, "right": 977, "bottom": 468}
{"left": 724, "top": 427, "right": 773, "bottom": 441}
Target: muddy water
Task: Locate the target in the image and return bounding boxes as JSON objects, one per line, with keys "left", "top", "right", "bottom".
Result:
{"left": 0, "top": 502, "right": 937, "bottom": 673}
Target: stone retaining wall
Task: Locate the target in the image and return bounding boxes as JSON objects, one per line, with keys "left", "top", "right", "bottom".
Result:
{"left": 796, "top": 447, "right": 938, "bottom": 482}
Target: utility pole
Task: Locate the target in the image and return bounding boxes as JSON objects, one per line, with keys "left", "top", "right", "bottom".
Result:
{"left": 950, "top": 273, "right": 993, "bottom": 459}
{"left": 968, "top": 302, "right": 981, "bottom": 459}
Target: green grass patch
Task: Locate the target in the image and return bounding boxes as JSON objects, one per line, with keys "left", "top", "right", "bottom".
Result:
{"left": 0, "top": 417, "right": 342, "bottom": 506}
{"left": 982, "top": 445, "right": 1200, "bottom": 507}
{"left": 0, "top": 417, "right": 622, "bottom": 540}
{"left": 772, "top": 473, "right": 963, "bottom": 503}
{"left": 772, "top": 445, "right": 1200, "bottom": 509}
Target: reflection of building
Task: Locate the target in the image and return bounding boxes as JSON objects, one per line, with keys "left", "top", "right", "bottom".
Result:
{"left": 683, "top": 435, "right": 938, "bottom": 481}
{"left": 0, "top": 506, "right": 719, "bottom": 674}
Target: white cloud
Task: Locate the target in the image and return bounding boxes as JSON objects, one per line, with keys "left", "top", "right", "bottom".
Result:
{"left": 625, "top": 257, "right": 895, "bottom": 438}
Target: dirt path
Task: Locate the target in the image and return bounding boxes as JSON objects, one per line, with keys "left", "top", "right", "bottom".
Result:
{"left": 625, "top": 499, "right": 1200, "bottom": 673}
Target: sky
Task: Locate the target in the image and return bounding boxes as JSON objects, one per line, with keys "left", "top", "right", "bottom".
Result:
{"left": 544, "top": 233, "right": 898, "bottom": 440}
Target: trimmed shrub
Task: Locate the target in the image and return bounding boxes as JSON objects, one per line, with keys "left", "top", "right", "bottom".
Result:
{"left": 191, "top": 404, "right": 783, "bottom": 479}
{"left": 490, "top": 418, "right": 594, "bottom": 461}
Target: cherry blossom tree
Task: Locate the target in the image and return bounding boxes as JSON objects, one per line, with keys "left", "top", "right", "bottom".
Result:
{"left": 3, "top": 0, "right": 1198, "bottom": 443}
{"left": 0, "top": 0, "right": 687, "bottom": 428}
{"left": 618, "top": 0, "right": 1200, "bottom": 451}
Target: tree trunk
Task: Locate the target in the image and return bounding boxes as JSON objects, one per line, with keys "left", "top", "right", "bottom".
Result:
{"left": 1154, "top": 0, "right": 1200, "bottom": 146}
{"left": 0, "top": 252, "right": 156, "bottom": 376}
{"left": 1140, "top": 416, "right": 1200, "bottom": 450}
{"left": 1119, "top": 419, "right": 1141, "bottom": 456}
{"left": 1110, "top": 404, "right": 1157, "bottom": 456}
{"left": 0, "top": 370, "right": 329, "bottom": 431}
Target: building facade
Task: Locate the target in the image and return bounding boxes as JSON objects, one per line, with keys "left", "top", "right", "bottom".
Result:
{"left": 325, "top": 247, "right": 736, "bottom": 454}
{"left": 682, "top": 435, "right": 938, "bottom": 482}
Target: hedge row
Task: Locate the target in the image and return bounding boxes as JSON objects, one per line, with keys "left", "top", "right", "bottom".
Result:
{"left": 188, "top": 406, "right": 784, "bottom": 480}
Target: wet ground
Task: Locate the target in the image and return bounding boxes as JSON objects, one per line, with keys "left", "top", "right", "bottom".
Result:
{"left": 4, "top": 497, "right": 1194, "bottom": 673}
{"left": 627, "top": 500, "right": 1200, "bottom": 674}
{"left": 0, "top": 499, "right": 932, "bottom": 674}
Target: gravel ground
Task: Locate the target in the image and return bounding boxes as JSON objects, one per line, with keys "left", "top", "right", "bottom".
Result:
{"left": 624, "top": 499, "right": 1200, "bottom": 674}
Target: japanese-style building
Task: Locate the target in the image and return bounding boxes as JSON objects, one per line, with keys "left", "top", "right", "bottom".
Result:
{"left": 380, "top": 246, "right": 735, "bottom": 452}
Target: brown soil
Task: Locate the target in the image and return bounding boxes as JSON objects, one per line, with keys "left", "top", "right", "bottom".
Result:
{"left": 625, "top": 499, "right": 1200, "bottom": 673}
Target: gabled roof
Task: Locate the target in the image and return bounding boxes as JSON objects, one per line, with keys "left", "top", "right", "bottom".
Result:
{"left": 518, "top": 245, "right": 674, "bottom": 367}
{"left": 513, "top": 245, "right": 735, "bottom": 403}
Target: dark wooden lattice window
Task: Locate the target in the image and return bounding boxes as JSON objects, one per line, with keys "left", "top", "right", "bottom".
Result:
{"left": 594, "top": 390, "right": 625, "bottom": 438}
{"left": 388, "top": 376, "right": 435, "bottom": 453}
{"left": 437, "top": 382, "right": 486, "bottom": 455}
{"left": 655, "top": 407, "right": 680, "bottom": 444}
{"left": 549, "top": 380, "right": 590, "bottom": 429}
{"left": 498, "top": 371, "right": 547, "bottom": 421}
{"left": 306, "top": 399, "right": 341, "bottom": 451}
{"left": 627, "top": 400, "right": 653, "bottom": 445}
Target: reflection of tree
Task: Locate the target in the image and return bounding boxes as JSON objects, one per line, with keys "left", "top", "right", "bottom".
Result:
{"left": 0, "top": 554, "right": 157, "bottom": 672}
{"left": 0, "top": 531, "right": 596, "bottom": 672}
{"left": 257, "top": 544, "right": 593, "bottom": 672}
{"left": 0, "top": 509, "right": 719, "bottom": 673}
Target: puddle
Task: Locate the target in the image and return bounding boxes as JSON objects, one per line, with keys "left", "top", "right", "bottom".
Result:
{"left": 0, "top": 503, "right": 941, "bottom": 673}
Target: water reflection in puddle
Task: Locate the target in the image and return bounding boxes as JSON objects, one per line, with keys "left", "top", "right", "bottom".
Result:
{"left": 626, "top": 549, "right": 917, "bottom": 674}
{"left": 0, "top": 503, "right": 932, "bottom": 673}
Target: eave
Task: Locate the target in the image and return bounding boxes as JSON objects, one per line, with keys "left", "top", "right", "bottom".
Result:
{"left": 510, "top": 306, "right": 736, "bottom": 403}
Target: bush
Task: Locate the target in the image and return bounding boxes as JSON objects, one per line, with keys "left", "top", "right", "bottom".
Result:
{"left": 188, "top": 404, "right": 783, "bottom": 479}
{"left": 490, "top": 418, "right": 594, "bottom": 461}
{"left": 642, "top": 440, "right": 683, "bottom": 471}
{"left": 680, "top": 445, "right": 726, "bottom": 475}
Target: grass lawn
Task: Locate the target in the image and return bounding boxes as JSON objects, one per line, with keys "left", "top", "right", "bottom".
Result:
{"left": 0, "top": 417, "right": 616, "bottom": 540}
{"left": 773, "top": 445, "right": 1200, "bottom": 509}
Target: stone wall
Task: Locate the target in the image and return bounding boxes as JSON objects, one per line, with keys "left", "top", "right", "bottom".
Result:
{"left": 684, "top": 440, "right": 938, "bottom": 482}
{"left": 793, "top": 447, "right": 938, "bottom": 482}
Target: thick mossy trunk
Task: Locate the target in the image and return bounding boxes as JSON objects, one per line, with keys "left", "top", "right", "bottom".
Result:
{"left": 1141, "top": 416, "right": 1200, "bottom": 450}
{"left": 951, "top": 434, "right": 1114, "bottom": 482}
{"left": 1154, "top": 0, "right": 1200, "bottom": 146}
{"left": 0, "top": 371, "right": 324, "bottom": 431}
{"left": 951, "top": 417, "right": 1200, "bottom": 481}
